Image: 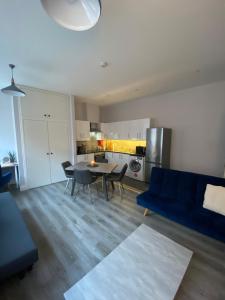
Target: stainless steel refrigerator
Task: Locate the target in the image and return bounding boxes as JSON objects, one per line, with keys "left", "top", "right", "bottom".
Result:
{"left": 145, "top": 128, "right": 172, "bottom": 182}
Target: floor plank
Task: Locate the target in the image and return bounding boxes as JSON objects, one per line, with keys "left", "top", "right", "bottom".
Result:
{"left": 0, "top": 182, "right": 225, "bottom": 300}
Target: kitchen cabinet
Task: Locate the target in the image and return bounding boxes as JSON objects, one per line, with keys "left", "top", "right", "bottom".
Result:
{"left": 102, "top": 119, "right": 150, "bottom": 141}
{"left": 128, "top": 119, "right": 150, "bottom": 140}
{"left": 105, "top": 152, "right": 114, "bottom": 163}
{"left": 116, "top": 153, "right": 129, "bottom": 173}
{"left": 106, "top": 152, "right": 129, "bottom": 173}
{"left": 23, "top": 119, "right": 70, "bottom": 189}
{"left": 76, "top": 120, "right": 90, "bottom": 141}
{"left": 20, "top": 88, "right": 69, "bottom": 121}
{"left": 77, "top": 153, "right": 94, "bottom": 163}
{"left": 101, "top": 123, "right": 109, "bottom": 139}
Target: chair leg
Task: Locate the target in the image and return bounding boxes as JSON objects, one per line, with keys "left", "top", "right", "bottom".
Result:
{"left": 119, "top": 183, "right": 123, "bottom": 200}
{"left": 74, "top": 183, "right": 80, "bottom": 199}
{"left": 88, "top": 184, "right": 94, "bottom": 204}
{"left": 111, "top": 181, "right": 115, "bottom": 191}
{"left": 64, "top": 179, "right": 70, "bottom": 194}
{"left": 95, "top": 182, "right": 99, "bottom": 194}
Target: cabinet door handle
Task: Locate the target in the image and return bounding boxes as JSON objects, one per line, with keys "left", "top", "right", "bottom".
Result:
{"left": 46, "top": 152, "right": 49, "bottom": 155}
{"left": 44, "top": 114, "right": 47, "bottom": 117}
{"left": 50, "top": 152, "right": 53, "bottom": 155}
{"left": 48, "top": 114, "right": 51, "bottom": 118}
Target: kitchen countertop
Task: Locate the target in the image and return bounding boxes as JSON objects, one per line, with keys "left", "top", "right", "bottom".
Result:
{"left": 77, "top": 150, "right": 137, "bottom": 155}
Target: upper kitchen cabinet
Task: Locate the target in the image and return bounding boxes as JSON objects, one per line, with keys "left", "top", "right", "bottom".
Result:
{"left": 129, "top": 119, "right": 150, "bottom": 140}
{"left": 20, "top": 87, "right": 69, "bottom": 121}
{"left": 138, "top": 118, "right": 150, "bottom": 140}
{"left": 76, "top": 120, "right": 90, "bottom": 141}
{"left": 103, "top": 119, "right": 150, "bottom": 141}
{"left": 101, "top": 123, "right": 109, "bottom": 139}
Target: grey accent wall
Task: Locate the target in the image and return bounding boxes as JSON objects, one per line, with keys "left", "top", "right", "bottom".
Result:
{"left": 100, "top": 81, "right": 225, "bottom": 177}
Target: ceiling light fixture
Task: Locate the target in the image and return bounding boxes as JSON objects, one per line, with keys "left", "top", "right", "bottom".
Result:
{"left": 41, "top": 0, "right": 101, "bottom": 31}
{"left": 100, "top": 61, "right": 108, "bottom": 68}
{"left": 1, "top": 64, "right": 26, "bottom": 97}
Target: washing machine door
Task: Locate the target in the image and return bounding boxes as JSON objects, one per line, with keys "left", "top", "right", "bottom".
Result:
{"left": 129, "top": 159, "right": 141, "bottom": 173}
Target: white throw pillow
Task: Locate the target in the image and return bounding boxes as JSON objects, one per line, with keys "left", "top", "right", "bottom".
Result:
{"left": 203, "top": 184, "right": 225, "bottom": 216}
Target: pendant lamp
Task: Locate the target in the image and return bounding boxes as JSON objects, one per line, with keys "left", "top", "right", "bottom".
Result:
{"left": 1, "top": 64, "right": 26, "bottom": 97}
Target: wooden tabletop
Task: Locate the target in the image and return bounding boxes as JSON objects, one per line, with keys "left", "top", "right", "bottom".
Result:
{"left": 66, "top": 162, "right": 117, "bottom": 174}
{"left": 1, "top": 162, "right": 18, "bottom": 168}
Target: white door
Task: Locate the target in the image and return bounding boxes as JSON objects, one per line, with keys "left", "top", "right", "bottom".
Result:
{"left": 23, "top": 119, "right": 51, "bottom": 188}
{"left": 48, "top": 121, "right": 70, "bottom": 183}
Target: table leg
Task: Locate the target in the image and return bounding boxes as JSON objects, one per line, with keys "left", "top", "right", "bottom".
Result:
{"left": 71, "top": 179, "right": 76, "bottom": 196}
{"left": 103, "top": 174, "right": 109, "bottom": 201}
{"left": 15, "top": 165, "right": 20, "bottom": 189}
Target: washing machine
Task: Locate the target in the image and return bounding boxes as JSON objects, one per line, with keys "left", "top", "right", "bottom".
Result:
{"left": 127, "top": 155, "right": 145, "bottom": 181}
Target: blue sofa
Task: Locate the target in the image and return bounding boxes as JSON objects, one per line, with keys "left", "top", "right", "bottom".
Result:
{"left": 0, "top": 165, "right": 12, "bottom": 190}
{"left": 0, "top": 192, "right": 38, "bottom": 281}
{"left": 137, "top": 167, "right": 225, "bottom": 243}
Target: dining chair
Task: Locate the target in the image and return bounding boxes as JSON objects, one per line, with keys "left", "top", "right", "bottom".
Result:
{"left": 61, "top": 161, "right": 74, "bottom": 193}
{"left": 95, "top": 157, "right": 108, "bottom": 163}
{"left": 94, "top": 157, "right": 108, "bottom": 188}
{"left": 106, "top": 163, "right": 128, "bottom": 199}
{"left": 73, "top": 169, "right": 98, "bottom": 203}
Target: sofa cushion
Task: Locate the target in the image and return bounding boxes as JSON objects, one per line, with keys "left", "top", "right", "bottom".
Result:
{"left": 176, "top": 172, "right": 197, "bottom": 209}
{"left": 148, "top": 167, "right": 164, "bottom": 196}
{"left": 159, "top": 169, "right": 179, "bottom": 200}
{"left": 0, "top": 192, "right": 38, "bottom": 281}
{"left": 195, "top": 175, "right": 225, "bottom": 213}
{"left": 203, "top": 184, "right": 225, "bottom": 216}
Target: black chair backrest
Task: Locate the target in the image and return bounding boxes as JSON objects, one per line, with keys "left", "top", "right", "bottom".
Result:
{"left": 118, "top": 163, "right": 128, "bottom": 181}
{"left": 61, "top": 161, "right": 72, "bottom": 175}
{"left": 95, "top": 157, "right": 108, "bottom": 163}
{"left": 74, "top": 169, "right": 94, "bottom": 185}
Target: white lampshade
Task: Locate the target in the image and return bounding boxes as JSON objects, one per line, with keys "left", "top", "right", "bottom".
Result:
{"left": 41, "top": 0, "right": 101, "bottom": 31}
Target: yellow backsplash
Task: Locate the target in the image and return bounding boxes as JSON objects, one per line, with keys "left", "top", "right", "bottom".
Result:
{"left": 104, "top": 140, "right": 146, "bottom": 154}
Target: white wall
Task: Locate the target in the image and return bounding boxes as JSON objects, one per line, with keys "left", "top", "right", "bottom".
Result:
{"left": 75, "top": 101, "right": 100, "bottom": 122}
{"left": 0, "top": 94, "right": 16, "bottom": 160}
{"left": 101, "top": 81, "right": 225, "bottom": 177}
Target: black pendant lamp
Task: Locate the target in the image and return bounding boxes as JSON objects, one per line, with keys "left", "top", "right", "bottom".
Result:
{"left": 1, "top": 64, "right": 26, "bottom": 97}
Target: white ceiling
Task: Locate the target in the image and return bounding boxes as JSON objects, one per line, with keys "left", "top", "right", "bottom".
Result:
{"left": 0, "top": 0, "right": 225, "bottom": 106}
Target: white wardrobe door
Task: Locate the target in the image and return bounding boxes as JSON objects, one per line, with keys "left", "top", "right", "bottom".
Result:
{"left": 48, "top": 121, "right": 70, "bottom": 183}
{"left": 23, "top": 120, "right": 51, "bottom": 188}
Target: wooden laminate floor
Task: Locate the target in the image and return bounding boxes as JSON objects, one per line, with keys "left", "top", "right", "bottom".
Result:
{"left": 0, "top": 182, "right": 225, "bottom": 300}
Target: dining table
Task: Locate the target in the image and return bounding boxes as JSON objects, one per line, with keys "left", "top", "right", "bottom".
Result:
{"left": 66, "top": 161, "right": 118, "bottom": 201}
